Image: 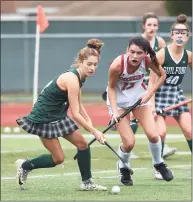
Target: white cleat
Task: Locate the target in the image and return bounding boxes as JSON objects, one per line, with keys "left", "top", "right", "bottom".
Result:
{"left": 154, "top": 169, "right": 164, "bottom": 180}
{"left": 163, "top": 144, "right": 176, "bottom": 159}
{"left": 15, "top": 159, "right": 30, "bottom": 190}
{"left": 80, "top": 178, "right": 107, "bottom": 191}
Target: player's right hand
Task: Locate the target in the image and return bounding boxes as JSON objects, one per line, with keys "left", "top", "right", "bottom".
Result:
{"left": 112, "top": 110, "right": 120, "bottom": 123}
{"left": 111, "top": 111, "right": 121, "bottom": 127}
{"left": 93, "top": 129, "right": 106, "bottom": 145}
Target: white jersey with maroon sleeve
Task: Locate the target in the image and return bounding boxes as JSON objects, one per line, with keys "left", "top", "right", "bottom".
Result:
{"left": 107, "top": 54, "right": 148, "bottom": 109}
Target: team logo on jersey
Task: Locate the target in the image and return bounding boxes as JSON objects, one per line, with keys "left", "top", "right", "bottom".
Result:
{"left": 182, "top": 61, "right": 185, "bottom": 63}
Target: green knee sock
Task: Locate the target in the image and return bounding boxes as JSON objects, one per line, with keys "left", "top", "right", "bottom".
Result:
{"left": 77, "top": 147, "right": 92, "bottom": 182}
{"left": 22, "top": 154, "right": 57, "bottom": 170}
{"left": 130, "top": 120, "right": 139, "bottom": 134}
{"left": 161, "top": 141, "right": 165, "bottom": 157}
{"left": 186, "top": 139, "right": 192, "bottom": 152}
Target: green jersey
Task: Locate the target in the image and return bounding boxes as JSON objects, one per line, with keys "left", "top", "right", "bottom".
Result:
{"left": 163, "top": 46, "right": 188, "bottom": 86}
{"left": 144, "top": 37, "right": 160, "bottom": 85}
{"left": 27, "top": 68, "right": 85, "bottom": 123}
{"left": 152, "top": 36, "right": 159, "bottom": 52}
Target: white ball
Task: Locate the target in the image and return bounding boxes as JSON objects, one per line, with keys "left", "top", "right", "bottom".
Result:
{"left": 13, "top": 127, "right": 21, "bottom": 133}
{"left": 111, "top": 186, "right": 120, "bottom": 194}
{"left": 4, "top": 127, "right": 11, "bottom": 133}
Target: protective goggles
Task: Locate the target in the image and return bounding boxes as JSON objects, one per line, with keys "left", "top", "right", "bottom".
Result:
{"left": 171, "top": 29, "right": 189, "bottom": 35}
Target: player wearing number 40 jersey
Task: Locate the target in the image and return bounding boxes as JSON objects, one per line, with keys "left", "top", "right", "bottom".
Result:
{"left": 106, "top": 36, "right": 173, "bottom": 186}
{"left": 149, "top": 14, "right": 192, "bottom": 155}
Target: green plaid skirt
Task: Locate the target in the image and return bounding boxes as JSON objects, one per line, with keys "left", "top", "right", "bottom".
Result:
{"left": 16, "top": 116, "right": 79, "bottom": 138}
{"left": 155, "top": 85, "right": 189, "bottom": 116}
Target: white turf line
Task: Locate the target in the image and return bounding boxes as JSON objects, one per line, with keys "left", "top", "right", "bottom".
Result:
{"left": 1, "top": 134, "right": 185, "bottom": 139}
{"left": 1, "top": 134, "right": 190, "bottom": 155}
{"left": 1, "top": 148, "right": 191, "bottom": 155}
{"left": 1, "top": 165, "right": 191, "bottom": 181}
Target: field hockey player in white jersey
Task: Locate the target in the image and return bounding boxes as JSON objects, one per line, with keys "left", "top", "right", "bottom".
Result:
{"left": 106, "top": 36, "right": 173, "bottom": 186}
{"left": 141, "top": 12, "right": 176, "bottom": 180}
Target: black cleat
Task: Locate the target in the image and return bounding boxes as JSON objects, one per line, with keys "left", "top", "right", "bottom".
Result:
{"left": 117, "top": 162, "right": 133, "bottom": 186}
{"left": 154, "top": 162, "right": 173, "bottom": 182}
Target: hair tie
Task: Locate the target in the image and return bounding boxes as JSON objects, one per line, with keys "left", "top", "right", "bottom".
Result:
{"left": 87, "top": 44, "right": 98, "bottom": 49}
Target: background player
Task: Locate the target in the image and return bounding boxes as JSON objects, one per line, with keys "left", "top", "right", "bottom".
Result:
{"left": 149, "top": 13, "right": 192, "bottom": 178}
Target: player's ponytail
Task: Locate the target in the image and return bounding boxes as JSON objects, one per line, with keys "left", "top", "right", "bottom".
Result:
{"left": 147, "top": 46, "right": 159, "bottom": 68}
{"left": 72, "top": 38, "right": 104, "bottom": 67}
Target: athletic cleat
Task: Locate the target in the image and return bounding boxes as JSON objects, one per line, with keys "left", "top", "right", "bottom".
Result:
{"left": 154, "top": 169, "right": 164, "bottom": 180}
{"left": 154, "top": 162, "right": 173, "bottom": 181}
{"left": 15, "top": 159, "right": 31, "bottom": 190}
{"left": 163, "top": 144, "right": 176, "bottom": 159}
{"left": 80, "top": 178, "right": 107, "bottom": 191}
{"left": 117, "top": 162, "right": 133, "bottom": 186}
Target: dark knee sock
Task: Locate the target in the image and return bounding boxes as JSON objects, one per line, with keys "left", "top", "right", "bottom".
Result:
{"left": 130, "top": 120, "right": 139, "bottom": 134}
{"left": 22, "top": 154, "right": 57, "bottom": 170}
{"left": 77, "top": 147, "right": 92, "bottom": 182}
{"left": 161, "top": 141, "right": 165, "bottom": 157}
{"left": 186, "top": 139, "right": 192, "bottom": 152}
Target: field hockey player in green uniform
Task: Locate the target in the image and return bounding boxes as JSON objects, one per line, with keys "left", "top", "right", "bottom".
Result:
{"left": 149, "top": 14, "right": 192, "bottom": 179}
{"left": 15, "top": 39, "right": 107, "bottom": 191}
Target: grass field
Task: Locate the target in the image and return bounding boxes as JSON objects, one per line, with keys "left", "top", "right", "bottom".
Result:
{"left": 1, "top": 127, "right": 192, "bottom": 201}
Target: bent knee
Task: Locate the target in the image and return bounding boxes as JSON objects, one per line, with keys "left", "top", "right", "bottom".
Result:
{"left": 122, "top": 140, "right": 135, "bottom": 152}
{"left": 76, "top": 140, "right": 88, "bottom": 150}
{"left": 147, "top": 134, "right": 160, "bottom": 143}
{"left": 52, "top": 153, "right": 64, "bottom": 165}
{"left": 146, "top": 129, "right": 166, "bottom": 142}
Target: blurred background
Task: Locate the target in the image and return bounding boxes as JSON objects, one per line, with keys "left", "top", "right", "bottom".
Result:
{"left": 1, "top": 1, "right": 192, "bottom": 95}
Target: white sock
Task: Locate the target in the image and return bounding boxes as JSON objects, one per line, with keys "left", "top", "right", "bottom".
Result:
{"left": 148, "top": 136, "right": 163, "bottom": 165}
{"left": 117, "top": 145, "right": 131, "bottom": 168}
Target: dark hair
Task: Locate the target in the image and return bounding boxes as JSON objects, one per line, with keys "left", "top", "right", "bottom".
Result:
{"left": 170, "top": 14, "right": 190, "bottom": 32}
{"left": 72, "top": 39, "right": 104, "bottom": 67}
{"left": 142, "top": 12, "right": 159, "bottom": 31}
{"left": 128, "top": 36, "right": 159, "bottom": 67}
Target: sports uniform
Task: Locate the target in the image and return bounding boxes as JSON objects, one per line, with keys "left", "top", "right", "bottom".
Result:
{"left": 106, "top": 54, "right": 149, "bottom": 113}
{"left": 16, "top": 68, "right": 107, "bottom": 191}
{"left": 106, "top": 51, "right": 173, "bottom": 185}
{"left": 17, "top": 68, "right": 84, "bottom": 138}
{"left": 155, "top": 46, "right": 189, "bottom": 116}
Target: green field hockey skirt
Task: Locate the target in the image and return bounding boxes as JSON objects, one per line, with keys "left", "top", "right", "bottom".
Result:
{"left": 16, "top": 116, "right": 79, "bottom": 138}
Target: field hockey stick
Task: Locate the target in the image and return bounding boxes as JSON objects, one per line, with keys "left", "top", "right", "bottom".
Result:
{"left": 104, "top": 99, "right": 191, "bottom": 174}
{"left": 73, "top": 98, "right": 142, "bottom": 160}
{"left": 156, "top": 98, "right": 192, "bottom": 115}
{"left": 104, "top": 141, "right": 134, "bottom": 175}
{"left": 129, "top": 98, "right": 192, "bottom": 124}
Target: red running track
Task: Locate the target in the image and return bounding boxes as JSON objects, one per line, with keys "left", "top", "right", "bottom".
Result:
{"left": 2, "top": 103, "right": 191, "bottom": 127}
